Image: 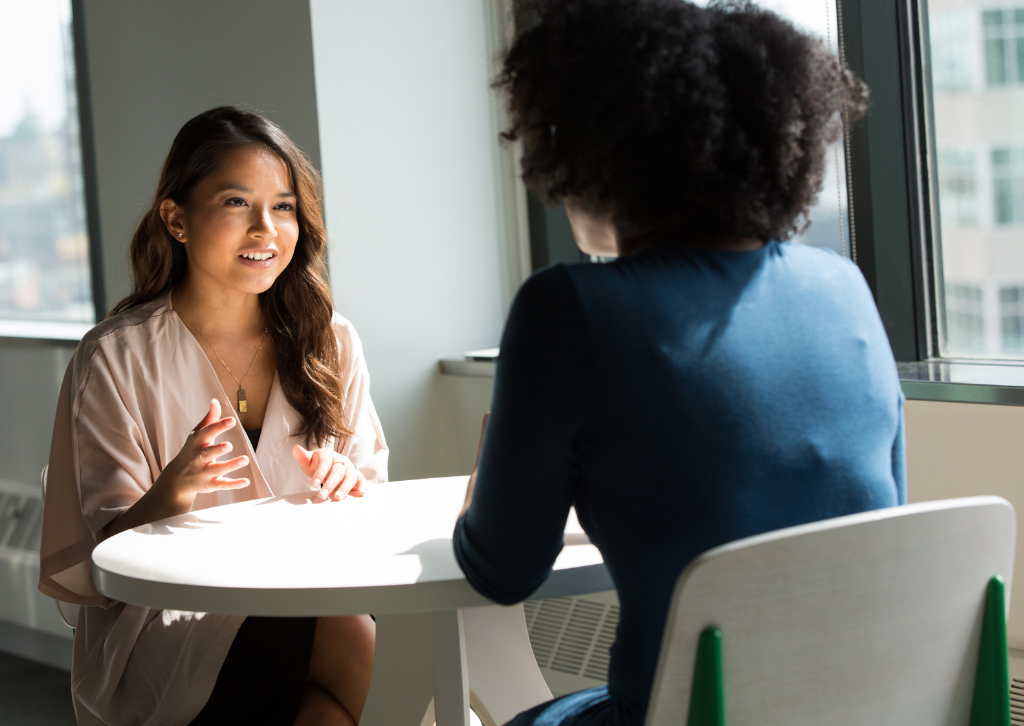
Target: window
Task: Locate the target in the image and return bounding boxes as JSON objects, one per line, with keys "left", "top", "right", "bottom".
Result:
{"left": 992, "top": 147, "right": 1024, "bottom": 224}
{"left": 0, "top": 0, "right": 94, "bottom": 331}
{"left": 931, "top": 8, "right": 977, "bottom": 92}
{"left": 927, "top": 3, "right": 1024, "bottom": 357}
{"left": 982, "top": 8, "right": 1024, "bottom": 86}
{"left": 945, "top": 283, "right": 986, "bottom": 353}
{"left": 1000, "top": 285, "right": 1024, "bottom": 352}
{"left": 937, "top": 151, "right": 979, "bottom": 226}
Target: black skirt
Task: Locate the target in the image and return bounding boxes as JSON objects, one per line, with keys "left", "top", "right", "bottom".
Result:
{"left": 189, "top": 616, "right": 318, "bottom": 726}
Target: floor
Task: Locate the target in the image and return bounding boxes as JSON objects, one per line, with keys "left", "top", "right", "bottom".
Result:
{"left": 0, "top": 651, "right": 76, "bottom": 726}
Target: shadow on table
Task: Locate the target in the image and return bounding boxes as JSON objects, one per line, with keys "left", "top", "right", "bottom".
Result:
{"left": 397, "top": 532, "right": 593, "bottom": 584}
{"left": 255, "top": 491, "right": 328, "bottom": 506}
{"left": 398, "top": 538, "right": 462, "bottom": 583}
{"left": 139, "top": 514, "right": 221, "bottom": 535}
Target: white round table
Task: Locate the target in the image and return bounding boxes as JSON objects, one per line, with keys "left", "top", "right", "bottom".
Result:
{"left": 92, "top": 476, "right": 612, "bottom": 726}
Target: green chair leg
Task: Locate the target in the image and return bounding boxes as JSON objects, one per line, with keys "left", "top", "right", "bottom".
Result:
{"left": 687, "top": 627, "right": 726, "bottom": 726}
{"left": 970, "top": 576, "right": 1011, "bottom": 726}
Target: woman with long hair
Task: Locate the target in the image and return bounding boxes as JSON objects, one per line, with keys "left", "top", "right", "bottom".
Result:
{"left": 454, "top": 1, "right": 901, "bottom": 725}
{"left": 39, "top": 106, "right": 386, "bottom": 726}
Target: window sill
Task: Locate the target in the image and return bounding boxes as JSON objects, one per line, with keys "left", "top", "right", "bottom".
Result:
{"left": 439, "top": 359, "right": 496, "bottom": 378}
{"left": 438, "top": 356, "right": 1024, "bottom": 406}
{"left": 899, "top": 361, "right": 1024, "bottom": 406}
{"left": 0, "top": 319, "right": 92, "bottom": 344}
{"left": 439, "top": 348, "right": 498, "bottom": 378}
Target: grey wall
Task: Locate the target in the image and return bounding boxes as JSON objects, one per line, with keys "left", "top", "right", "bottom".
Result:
{"left": 78, "top": 0, "right": 322, "bottom": 312}
{"left": 0, "top": 344, "right": 74, "bottom": 486}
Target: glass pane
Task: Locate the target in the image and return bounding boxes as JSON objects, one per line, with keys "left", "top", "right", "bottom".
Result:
{"left": 999, "top": 285, "right": 1024, "bottom": 351}
{"left": 945, "top": 283, "right": 986, "bottom": 352}
{"left": 983, "top": 8, "right": 1004, "bottom": 26}
{"left": 937, "top": 151, "right": 978, "bottom": 226}
{"left": 986, "top": 38, "right": 1008, "bottom": 84}
{"left": 929, "top": 0, "right": 1024, "bottom": 357}
{"left": 0, "top": 0, "right": 93, "bottom": 325}
{"left": 932, "top": 7, "right": 976, "bottom": 91}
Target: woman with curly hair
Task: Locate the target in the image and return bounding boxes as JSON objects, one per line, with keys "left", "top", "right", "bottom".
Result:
{"left": 453, "top": 1, "right": 903, "bottom": 724}
{"left": 39, "top": 107, "right": 386, "bottom": 726}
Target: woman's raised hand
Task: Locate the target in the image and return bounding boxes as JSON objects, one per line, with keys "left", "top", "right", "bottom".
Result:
{"left": 104, "top": 399, "right": 250, "bottom": 538}
{"left": 292, "top": 444, "right": 366, "bottom": 501}
{"left": 155, "top": 399, "right": 251, "bottom": 504}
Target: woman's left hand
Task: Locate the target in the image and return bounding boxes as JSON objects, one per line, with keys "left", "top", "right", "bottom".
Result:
{"left": 292, "top": 445, "right": 366, "bottom": 500}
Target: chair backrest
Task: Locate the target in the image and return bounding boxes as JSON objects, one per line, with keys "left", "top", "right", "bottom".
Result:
{"left": 40, "top": 465, "right": 79, "bottom": 631}
{"left": 645, "top": 497, "right": 1016, "bottom": 726}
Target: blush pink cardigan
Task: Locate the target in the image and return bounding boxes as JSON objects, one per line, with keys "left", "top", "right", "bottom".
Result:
{"left": 39, "top": 292, "right": 388, "bottom": 726}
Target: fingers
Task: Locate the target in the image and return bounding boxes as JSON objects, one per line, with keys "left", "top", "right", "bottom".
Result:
{"left": 339, "top": 467, "right": 364, "bottom": 499}
{"left": 212, "top": 475, "right": 250, "bottom": 490}
{"left": 319, "top": 458, "right": 364, "bottom": 501}
{"left": 310, "top": 450, "right": 333, "bottom": 490}
{"left": 292, "top": 444, "right": 315, "bottom": 475}
{"left": 204, "top": 454, "right": 249, "bottom": 475}
{"left": 196, "top": 415, "right": 237, "bottom": 447}
{"left": 318, "top": 459, "right": 347, "bottom": 500}
{"left": 194, "top": 399, "right": 221, "bottom": 432}
{"left": 200, "top": 441, "right": 232, "bottom": 463}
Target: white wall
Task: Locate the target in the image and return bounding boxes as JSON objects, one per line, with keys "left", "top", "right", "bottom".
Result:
{"left": 310, "top": 0, "right": 523, "bottom": 480}
{"left": 905, "top": 400, "right": 1024, "bottom": 647}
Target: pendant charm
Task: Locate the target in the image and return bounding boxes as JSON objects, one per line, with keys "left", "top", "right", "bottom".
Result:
{"left": 237, "top": 388, "right": 247, "bottom": 413}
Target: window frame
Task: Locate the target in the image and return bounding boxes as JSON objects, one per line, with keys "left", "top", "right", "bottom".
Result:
{"left": 839, "top": 0, "right": 938, "bottom": 363}
{"left": 72, "top": 0, "right": 106, "bottom": 324}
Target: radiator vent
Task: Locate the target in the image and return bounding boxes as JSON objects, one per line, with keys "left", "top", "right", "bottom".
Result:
{"left": 0, "top": 490, "right": 43, "bottom": 553}
{"left": 1011, "top": 677, "right": 1024, "bottom": 725}
{"left": 523, "top": 597, "right": 619, "bottom": 682}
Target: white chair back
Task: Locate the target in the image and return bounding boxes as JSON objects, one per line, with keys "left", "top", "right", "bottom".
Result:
{"left": 40, "top": 465, "right": 80, "bottom": 630}
{"left": 645, "top": 497, "right": 1016, "bottom": 726}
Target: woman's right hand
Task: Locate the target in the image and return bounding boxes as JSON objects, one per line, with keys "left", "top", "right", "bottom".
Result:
{"left": 104, "top": 399, "right": 250, "bottom": 539}
{"left": 155, "top": 398, "right": 251, "bottom": 506}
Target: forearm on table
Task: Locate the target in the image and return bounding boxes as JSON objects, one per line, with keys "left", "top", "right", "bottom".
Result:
{"left": 103, "top": 482, "right": 194, "bottom": 539}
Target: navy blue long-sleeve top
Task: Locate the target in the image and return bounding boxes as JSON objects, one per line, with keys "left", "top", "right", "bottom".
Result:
{"left": 453, "top": 241, "right": 906, "bottom": 724}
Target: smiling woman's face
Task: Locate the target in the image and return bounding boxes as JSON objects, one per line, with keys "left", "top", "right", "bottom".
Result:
{"left": 163, "top": 144, "right": 299, "bottom": 296}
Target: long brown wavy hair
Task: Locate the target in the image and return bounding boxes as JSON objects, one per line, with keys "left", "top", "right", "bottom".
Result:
{"left": 109, "top": 106, "right": 349, "bottom": 447}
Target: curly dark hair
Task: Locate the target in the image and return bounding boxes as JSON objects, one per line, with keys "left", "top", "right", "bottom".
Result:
{"left": 497, "top": 0, "right": 869, "bottom": 251}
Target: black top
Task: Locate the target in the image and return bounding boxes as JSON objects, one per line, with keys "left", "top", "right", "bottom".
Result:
{"left": 453, "top": 242, "right": 905, "bottom": 724}
{"left": 245, "top": 428, "right": 261, "bottom": 451}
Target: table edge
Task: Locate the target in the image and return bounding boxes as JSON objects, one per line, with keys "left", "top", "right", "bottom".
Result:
{"left": 93, "top": 562, "right": 614, "bottom": 616}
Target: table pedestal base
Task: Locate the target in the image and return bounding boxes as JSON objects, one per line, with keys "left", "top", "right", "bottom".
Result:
{"left": 361, "top": 603, "right": 554, "bottom": 726}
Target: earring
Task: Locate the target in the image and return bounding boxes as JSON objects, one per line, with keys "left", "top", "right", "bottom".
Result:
{"left": 177, "top": 233, "right": 183, "bottom": 238}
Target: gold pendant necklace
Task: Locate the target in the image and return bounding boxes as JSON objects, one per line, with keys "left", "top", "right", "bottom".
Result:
{"left": 176, "top": 290, "right": 268, "bottom": 414}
